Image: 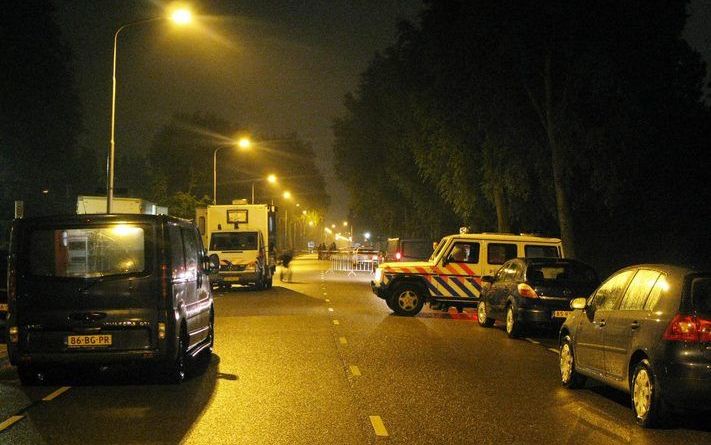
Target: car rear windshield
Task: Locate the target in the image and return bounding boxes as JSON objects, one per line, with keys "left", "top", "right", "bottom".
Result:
{"left": 692, "top": 277, "right": 711, "bottom": 317}
{"left": 210, "top": 232, "right": 258, "bottom": 251}
{"left": 527, "top": 262, "right": 598, "bottom": 286}
{"left": 26, "top": 225, "right": 148, "bottom": 278}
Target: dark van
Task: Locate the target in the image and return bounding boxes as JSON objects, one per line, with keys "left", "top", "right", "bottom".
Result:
{"left": 5, "top": 214, "right": 218, "bottom": 385}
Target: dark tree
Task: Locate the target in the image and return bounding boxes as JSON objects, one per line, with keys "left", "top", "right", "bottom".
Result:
{"left": 0, "top": 1, "right": 85, "bottom": 218}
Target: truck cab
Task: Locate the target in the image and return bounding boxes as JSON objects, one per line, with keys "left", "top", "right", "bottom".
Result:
{"left": 371, "top": 233, "right": 563, "bottom": 316}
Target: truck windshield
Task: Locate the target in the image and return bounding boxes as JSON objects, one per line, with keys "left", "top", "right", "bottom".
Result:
{"left": 26, "top": 225, "right": 148, "bottom": 278}
{"left": 210, "top": 232, "right": 258, "bottom": 251}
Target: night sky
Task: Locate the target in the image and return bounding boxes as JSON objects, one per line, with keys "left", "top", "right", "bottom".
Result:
{"left": 54, "top": 0, "right": 710, "bottom": 221}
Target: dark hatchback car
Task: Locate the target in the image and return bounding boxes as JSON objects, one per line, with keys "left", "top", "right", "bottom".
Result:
{"left": 5, "top": 214, "right": 217, "bottom": 385}
{"left": 559, "top": 265, "right": 711, "bottom": 427}
{"left": 477, "top": 258, "right": 599, "bottom": 337}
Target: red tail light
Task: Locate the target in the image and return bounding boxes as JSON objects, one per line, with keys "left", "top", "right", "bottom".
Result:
{"left": 518, "top": 283, "right": 538, "bottom": 298}
{"left": 663, "top": 314, "right": 711, "bottom": 343}
{"left": 395, "top": 252, "right": 402, "bottom": 260}
{"left": 7, "top": 261, "right": 16, "bottom": 307}
{"left": 160, "top": 263, "right": 168, "bottom": 301}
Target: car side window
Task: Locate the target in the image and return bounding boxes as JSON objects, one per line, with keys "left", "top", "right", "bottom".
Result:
{"left": 619, "top": 269, "right": 661, "bottom": 310}
{"left": 169, "top": 224, "right": 185, "bottom": 280}
{"left": 592, "top": 270, "right": 634, "bottom": 310}
{"left": 181, "top": 227, "right": 198, "bottom": 281}
{"left": 487, "top": 243, "right": 517, "bottom": 265}
{"left": 644, "top": 274, "right": 668, "bottom": 311}
{"left": 446, "top": 242, "right": 480, "bottom": 264}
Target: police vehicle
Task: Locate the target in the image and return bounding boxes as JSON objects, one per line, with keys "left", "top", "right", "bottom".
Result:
{"left": 371, "top": 232, "right": 564, "bottom": 316}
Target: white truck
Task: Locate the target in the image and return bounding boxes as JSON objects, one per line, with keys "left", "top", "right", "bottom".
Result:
{"left": 195, "top": 203, "right": 278, "bottom": 290}
{"left": 76, "top": 195, "right": 168, "bottom": 215}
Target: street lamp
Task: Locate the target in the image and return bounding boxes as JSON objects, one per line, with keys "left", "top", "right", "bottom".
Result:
{"left": 107, "top": 5, "right": 193, "bottom": 213}
{"left": 251, "top": 173, "right": 278, "bottom": 204}
{"left": 213, "top": 137, "right": 251, "bottom": 204}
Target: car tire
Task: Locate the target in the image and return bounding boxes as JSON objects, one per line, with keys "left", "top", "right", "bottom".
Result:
{"left": 164, "top": 331, "right": 187, "bottom": 384}
{"left": 477, "top": 301, "right": 495, "bottom": 327}
{"left": 559, "top": 337, "right": 586, "bottom": 389}
{"left": 17, "top": 364, "right": 43, "bottom": 386}
{"left": 388, "top": 283, "right": 425, "bottom": 316}
{"left": 632, "top": 359, "right": 666, "bottom": 428}
{"left": 505, "top": 304, "right": 523, "bottom": 338}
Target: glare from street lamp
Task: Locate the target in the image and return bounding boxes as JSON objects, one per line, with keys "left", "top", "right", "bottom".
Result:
{"left": 237, "top": 137, "right": 252, "bottom": 150}
{"left": 267, "top": 174, "right": 277, "bottom": 184}
{"left": 331, "top": 224, "right": 336, "bottom": 229}
{"left": 283, "top": 191, "right": 292, "bottom": 200}
{"left": 343, "top": 221, "right": 348, "bottom": 227}
{"left": 308, "top": 221, "right": 314, "bottom": 227}
{"left": 169, "top": 7, "right": 192, "bottom": 25}
{"left": 364, "top": 232, "right": 371, "bottom": 240}
{"left": 302, "top": 210, "right": 307, "bottom": 215}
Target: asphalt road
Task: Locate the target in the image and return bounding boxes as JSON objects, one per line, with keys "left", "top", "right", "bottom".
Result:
{"left": 0, "top": 255, "right": 709, "bottom": 444}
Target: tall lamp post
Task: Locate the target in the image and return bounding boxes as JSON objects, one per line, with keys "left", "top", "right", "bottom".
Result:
{"left": 107, "top": 7, "right": 193, "bottom": 213}
{"left": 213, "top": 137, "right": 251, "bottom": 204}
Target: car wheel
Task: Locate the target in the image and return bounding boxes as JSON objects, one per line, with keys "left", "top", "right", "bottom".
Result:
{"left": 632, "top": 359, "right": 666, "bottom": 428}
{"left": 559, "top": 337, "right": 586, "bottom": 389}
{"left": 17, "top": 364, "right": 44, "bottom": 386}
{"left": 477, "top": 301, "right": 495, "bottom": 327}
{"left": 388, "top": 283, "right": 425, "bottom": 316}
{"left": 505, "top": 304, "right": 523, "bottom": 338}
{"left": 164, "top": 332, "right": 187, "bottom": 384}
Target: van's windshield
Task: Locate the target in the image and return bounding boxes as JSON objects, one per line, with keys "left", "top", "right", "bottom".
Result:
{"left": 26, "top": 224, "right": 148, "bottom": 278}
{"left": 210, "top": 232, "right": 258, "bottom": 251}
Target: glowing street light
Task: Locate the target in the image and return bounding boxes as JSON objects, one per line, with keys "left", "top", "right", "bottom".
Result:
{"left": 343, "top": 221, "right": 348, "bottom": 227}
{"left": 364, "top": 232, "right": 371, "bottom": 240}
{"left": 107, "top": 4, "right": 193, "bottom": 212}
{"left": 251, "top": 172, "right": 277, "bottom": 204}
{"left": 283, "top": 191, "right": 292, "bottom": 200}
{"left": 213, "top": 136, "right": 252, "bottom": 204}
{"left": 267, "top": 174, "right": 277, "bottom": 184}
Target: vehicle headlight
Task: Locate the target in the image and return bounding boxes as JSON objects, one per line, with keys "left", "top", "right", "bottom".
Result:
{"left": 374, "top": 267, "right": 383, "bottom": 283}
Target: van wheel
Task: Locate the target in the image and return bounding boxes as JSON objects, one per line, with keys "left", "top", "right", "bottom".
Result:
{"left": 560, "top": 337, "right": 586, "bottom": 389}
{"left": 164, "top": 332, "right": 187, "bottom": 384}
{"left": 505, "top": 304, "right": 523, "bottom": 338}
{"left": 632, "top": 359, "right": 666, "bottom": 428}
{"left": 388, "top": 283, "right": 425, "bottom": 316}
{"left": 477, "top": 301, "right": 495, "bottom": 327}
{"left": 17, "top": 364, "right": 44, "bottom": 386}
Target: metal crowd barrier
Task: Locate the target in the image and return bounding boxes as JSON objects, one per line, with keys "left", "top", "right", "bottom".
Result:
{"left": 325, "top": 251, "right": 379, "bottom": 277}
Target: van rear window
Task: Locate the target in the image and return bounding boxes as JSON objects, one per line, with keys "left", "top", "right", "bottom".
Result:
{"left": 27, "top": 225, "right": 147, "bottom": 278}
{"left": 210, "top": 232, "right": 258, "bottom": 251}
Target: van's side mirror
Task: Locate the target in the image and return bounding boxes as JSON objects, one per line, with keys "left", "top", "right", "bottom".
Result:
{"left": 206, "top": 254, "right": 220, "bottom": 273}
{"left": 570, "top": 297, "right": 587, "bottom": 310}
{"left": 481, "top": 275, "right": 494, "bottom": 284}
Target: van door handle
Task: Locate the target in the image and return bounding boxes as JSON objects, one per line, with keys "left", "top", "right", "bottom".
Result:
{"left": 630, "top": 321, "right": 641, "bottom": 329}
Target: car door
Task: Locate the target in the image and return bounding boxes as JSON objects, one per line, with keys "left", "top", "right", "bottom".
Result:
{"left": 180, "top": 225, "right": 201, "bottom": 347}
{"left": 603, "top": 269, "right": 661, "bottom": 381}
{"left": 487, "top": 261, "right": 517, "bottom": 319}
{"left": 435, "top": 241, "right": 481, "bottom": 300}
{"left": 574, "top": 269, "right": 635, "bottom": 373}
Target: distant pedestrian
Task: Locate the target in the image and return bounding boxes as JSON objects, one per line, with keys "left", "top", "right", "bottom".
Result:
{"left": 280, "top": 250, "right": 294, "bottom": 282}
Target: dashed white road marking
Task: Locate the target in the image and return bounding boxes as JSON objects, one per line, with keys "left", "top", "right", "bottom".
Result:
{"left": 369, "top": 416, "right": 389, "bottom": 437}
{"left": 349, "top": 365, "right": 361, "bottom": 376}
{"left": 339, "top": 337, "right": 348, "bottom": 345}
{"left": 548, "top": 348, "right": 560, "bottom": 354}
{"left": 42, "top": 386, "right": 71, "bottom": 401}
{"left": 0, "top": 415, "right": 24, "bottom": 432}
{"left": 525, "top": 338, "right": 540, "bottom": 345}
{"left": 332, "top": 320, "right": 340, "bottom": 325}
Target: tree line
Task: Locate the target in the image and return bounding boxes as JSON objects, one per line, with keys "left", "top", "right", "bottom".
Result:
{"left": 333, "top": 0, "right": 711, "bottom": 273}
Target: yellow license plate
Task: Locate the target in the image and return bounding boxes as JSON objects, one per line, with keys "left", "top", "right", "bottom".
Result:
{"left": 67, "top": 334, "right": 112, "bottom": 347}
{"left": 553, "top": 310, "right": 571, "bottom": 318}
